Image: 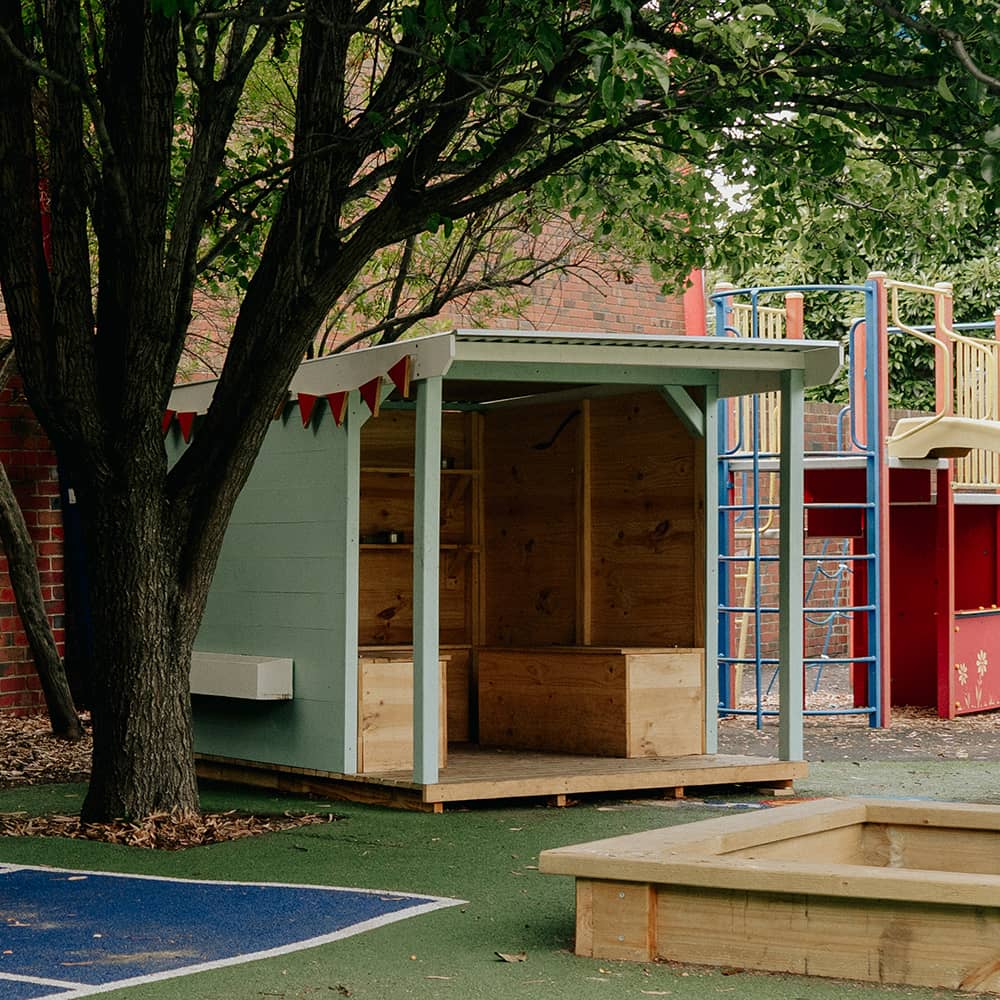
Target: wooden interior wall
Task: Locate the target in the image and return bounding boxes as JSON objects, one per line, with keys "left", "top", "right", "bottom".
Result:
{"left": 588, "top": 393, "right": 698, "bottom": 646}
{"left": 358, "top": 409, "right": 476, "bottom": 739}
{"left": 483, "top": 400, "right": 581, "bottom": 646}
{"left": 483, "top": 391, "right": 700, "bottom": 648}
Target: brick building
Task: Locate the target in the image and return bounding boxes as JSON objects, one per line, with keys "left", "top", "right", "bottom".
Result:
{"left": 0, "top": 372, "right": 67, "bottom": 713}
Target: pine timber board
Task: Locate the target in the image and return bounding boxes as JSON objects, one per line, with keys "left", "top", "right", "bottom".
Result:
{"left": 196, "top": 746, "right": 805, "bottom": 811}
{"left": 477, "top": 647, "right": 704, "bottom": 757}
{"left": 357, "top": 653, "right": 448, "bottom": 773}
{"left": 540, "top": 797, "right": 1000, "bottom": 992}
{"left": 588, "top": 393, "right": 699, "bottom": 647}
{"left": 483, "top": 399, "right": 580, "bottom": 646}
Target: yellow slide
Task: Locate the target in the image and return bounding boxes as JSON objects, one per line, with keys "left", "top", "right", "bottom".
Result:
{"left": 888, "top": 415, "right": 1000, "bottom": 460}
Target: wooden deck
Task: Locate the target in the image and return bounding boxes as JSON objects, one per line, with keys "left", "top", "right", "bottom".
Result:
{"left": 196, "top": 746, "right": 807, "bottom": 812}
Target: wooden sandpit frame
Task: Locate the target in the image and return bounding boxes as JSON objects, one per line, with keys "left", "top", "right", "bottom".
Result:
{"left": 539, "top": 797, "right": 1000, "bottom": 992}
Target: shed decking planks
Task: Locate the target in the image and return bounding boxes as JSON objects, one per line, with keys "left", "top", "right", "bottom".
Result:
{"left": 196, "top": 746, "right": 804, "bottom": 812}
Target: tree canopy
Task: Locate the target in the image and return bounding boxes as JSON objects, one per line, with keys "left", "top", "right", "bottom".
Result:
{"left": 0, "top": 0, "right": 996, "bottom": 819}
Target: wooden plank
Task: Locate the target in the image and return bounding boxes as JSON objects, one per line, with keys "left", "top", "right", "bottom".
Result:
{"left": 576, "top": 399, "right": 592, "bottom": 645}
{"left": 577, "top": 880, "right": 656, "bottom": 962}
{"left": 574, "top": 880, "right": 594, "bottom": 957}
{"left": 197, "top": 746, "right": 806, "bottom": 810}
{"left": 540, "top": 799, "right": 863, "bottom": 877}
{"left": 358, "top": 656, "right": 448, "bottom": 773}
{"left": 483, "top": 400, "right": 579, "bottom": 645}
{"left": 625, "top": 651, "right": 704, "bottom": 756}
{"left": 471, "top": 411, "right": 485, "bottom": 741}
{"left": 864, "top": 824, "right": 1000, "bottom": 875}
{"left": 864, "top": 799, "right": 1000, "bottom": 831}
{"left": 445, "top": 646, "right": 471, "bottom": 742}
{"left": 413, "top": 376, "right": 443, "bottom": 784}
{"left": 478, "top": 649, "right": 629, "bottom": 755}
{"left": 723, "top": 823, "right": 866, "bottom": 864}
{"left": 425, "top": 756, "right": 806, "bottom": 803}
{"left": 653, "top": 884, "right": 1000, "bottom": 991}
{"left": 478, "top": 648, "right": 704, "bottom": 757}
{"left": 195, "top": 757, "right": 439, "bottom": 812}
{"left": 588, "top": 392, "right": 698, "bottom": 647}
{"left": 556, "top": 853, "right": 1000, "bottom": 908}
{"left": 778, "top": 367, "right": 805, "bottom": 760}
{"left": 693, "top": 398, "right": 707, "bottom": 649}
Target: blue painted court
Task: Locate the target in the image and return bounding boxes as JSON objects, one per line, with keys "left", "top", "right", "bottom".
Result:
{"left": 0, "top": 863, "right": 460, "bottom": 999}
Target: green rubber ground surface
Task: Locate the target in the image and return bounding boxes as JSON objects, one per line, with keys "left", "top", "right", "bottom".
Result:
{"left": 0, "top": 764, "right": 991, "bottom": 1000}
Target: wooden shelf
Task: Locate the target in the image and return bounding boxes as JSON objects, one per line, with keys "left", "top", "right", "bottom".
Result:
{"left": 361, "top": 465, "right": 479, "bottom": 476}
{"left": 360, "top": 543, "right": 480, "bottom": 552}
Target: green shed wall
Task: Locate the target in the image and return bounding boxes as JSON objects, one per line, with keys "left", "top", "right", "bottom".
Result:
{"left": 183, "top": 412, "right": 355, "bottom": 772}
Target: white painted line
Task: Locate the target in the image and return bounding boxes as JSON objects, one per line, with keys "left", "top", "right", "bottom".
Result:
{"left": 0, "top": 971, "right": 82, "bottom": 988}
{"left": 1, "top": 862, "right": 466, "bottom": 1000}
{"left": 35, "top": 899, "right": 459, "bottom": 999}
{"left": 3, "top": 862, "right": 460, "bottom": 901}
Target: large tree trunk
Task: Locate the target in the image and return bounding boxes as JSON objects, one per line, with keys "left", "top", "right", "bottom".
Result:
{"left": 79, "top": 480, "right": 200, "bottom": 822}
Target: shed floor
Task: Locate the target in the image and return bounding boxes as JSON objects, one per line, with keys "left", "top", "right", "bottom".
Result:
{"left": 196, "top": 747, "right": 807, "bottom": 813}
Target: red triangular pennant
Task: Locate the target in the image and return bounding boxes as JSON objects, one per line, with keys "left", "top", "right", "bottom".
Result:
{"left": 359, "top": 376, "right": 382, "bottom": 417}
{"left": 387, "top": 356, "right": 412, "bottom": 397}
{"left": 161, "top": 410, "right": 175, "bottom": 435}
{"left": 326, "top": 391, "right": 348, "bottom": 426}
{"left": 177, "top": 411, "right": 196, "bottom": 442}
{"left": 297, "top": 393, "right": 318, "bottom": 427}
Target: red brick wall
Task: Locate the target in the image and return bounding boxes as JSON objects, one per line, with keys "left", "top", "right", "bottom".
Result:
{"left": 440, "top": 266, "right": 689, "bottom": 335}
{"left": 0, "top": 375, "right": 65, "bottom": 714}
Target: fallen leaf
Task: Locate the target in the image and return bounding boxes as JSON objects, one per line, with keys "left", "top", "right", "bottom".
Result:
{"left": 495, "top": 951, "right": 527, "bottom": 963}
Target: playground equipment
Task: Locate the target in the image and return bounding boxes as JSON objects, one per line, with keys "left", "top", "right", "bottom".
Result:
{"left": 713, "top": 273, "right": 1000, "bottom": 722}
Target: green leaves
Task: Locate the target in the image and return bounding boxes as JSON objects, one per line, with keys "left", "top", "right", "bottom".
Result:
{"left": 150, "top": 0, "right": 195, "bottom": 17}
{"left": 804, "top": 10, "right": 844, "bottom": 35}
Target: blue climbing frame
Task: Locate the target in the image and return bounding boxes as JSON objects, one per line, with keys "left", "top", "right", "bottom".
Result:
{"left": 712, "top": 279, "right": 885, "bottom": 728}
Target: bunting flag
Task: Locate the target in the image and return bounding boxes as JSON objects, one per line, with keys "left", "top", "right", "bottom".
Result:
{"left": 297, "top": 393, "right": 319, "bottom": 427}
{"left": 326, "top": 391, "right": 349, "bottom": 426}
{"left": 176, "top": 411, "right": 196, "bottom": 443}
{"left": 387, "top": 355, "right": 412, "bottom": 397}
{"left": 161, "top": 410, "right": 175, "bottom": 435}
{"left": 359, "top": 376, "right": 382, "bottom": 417}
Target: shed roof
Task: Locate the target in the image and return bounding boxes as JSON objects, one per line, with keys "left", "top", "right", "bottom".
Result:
{"left": 169, "top": 329, "right": 841, "bottom": 413}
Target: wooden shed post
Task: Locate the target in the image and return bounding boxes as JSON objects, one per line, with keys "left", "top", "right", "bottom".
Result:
{"left": 703, "top": 382, "right": 720, "bottom": 753}
{"left": 413, "top": 376, "right": 443, "bottom": 784}
{"left": 335, "top": 395, "right": 366, "bottom": 773}
{"left": 778, "top": 367, "right": 805, "bottom": 760}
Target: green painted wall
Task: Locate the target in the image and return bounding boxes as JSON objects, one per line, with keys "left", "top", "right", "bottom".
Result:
{"left": 174, "top": 406, "right": 359, "bottom": 773}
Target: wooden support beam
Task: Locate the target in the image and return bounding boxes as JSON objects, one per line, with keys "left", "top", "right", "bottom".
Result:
{"left": 702, "top": 383, "right": 720, "bottom": 754}
{"left": 778, "top": 367, "right": 805, "bottom": 761}
{"left": 413, "top": 376, "right": 443, "bottom": 784}
{"left": 660, "top": 385, "right": 704, "bottom": 437}
{"left": 576, "top": 399, "right": 592, "bottom": 645}
{"left": 334, "top": 396, "right": 367, "bottom": 773}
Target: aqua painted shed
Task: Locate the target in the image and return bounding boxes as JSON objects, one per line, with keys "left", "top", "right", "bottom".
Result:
{"left": 168, "top": 330, "right": 841, "bottom": 809}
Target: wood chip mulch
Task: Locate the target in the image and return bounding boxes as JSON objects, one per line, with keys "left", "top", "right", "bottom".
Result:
{"left": 1, "top": 712, "right": 91, "bottom": 788}
{"left": 1, "top": 712, "right": 340, "bottom": 848}
{"left": 0, "top": 808, "right": 336, "bottom": 850}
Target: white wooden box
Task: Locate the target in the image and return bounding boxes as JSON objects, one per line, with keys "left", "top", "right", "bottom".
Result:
{"left": 190, "top": 651, "right": 293, "bottom": 700}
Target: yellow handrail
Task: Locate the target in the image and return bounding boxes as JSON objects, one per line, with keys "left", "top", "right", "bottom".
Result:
{"left": 884, "top": 281, "right": 952, "bottom": 444}
{"left": 885, "top": 279, "right": 1000, "bottom": 489}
